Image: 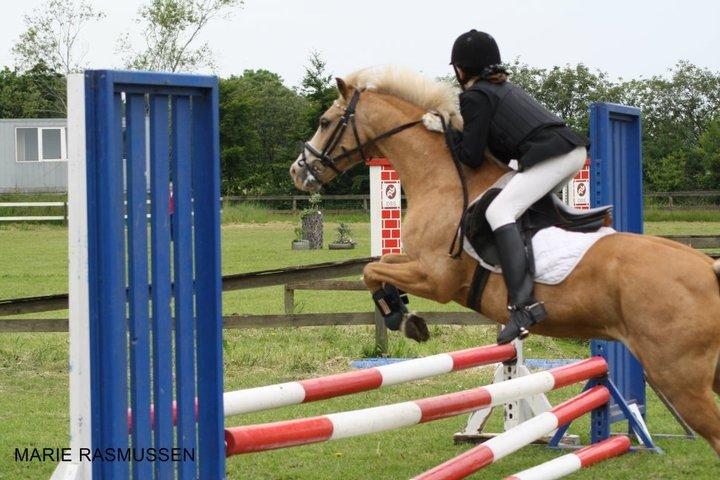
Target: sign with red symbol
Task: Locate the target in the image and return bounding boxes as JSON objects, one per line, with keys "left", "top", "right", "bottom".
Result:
{"left": 573, "top": 178, "right": 590, "bottom": 207}
{"left": 381, "top": 181, "right": 401, "bottom": 209}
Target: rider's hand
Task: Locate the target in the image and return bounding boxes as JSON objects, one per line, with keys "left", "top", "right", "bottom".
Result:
{"left": 422, "top": 112, "right": 444, "bottom": 133}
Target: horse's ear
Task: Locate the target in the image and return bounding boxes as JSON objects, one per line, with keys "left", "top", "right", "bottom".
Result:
{"left": 335, "top": 77, "right": 349, "bottom": 99}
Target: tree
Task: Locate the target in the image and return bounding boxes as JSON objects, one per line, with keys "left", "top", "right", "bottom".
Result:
{"left": 296, "top": 51, "right": 367, "bottom": 194}
{"left": 622, "top": 62, "right": 720, "bottom": 190}
{"left": 13, "top": 0, "right": 104, "bottom": 74}
{"left": 119, "top": 0, "right": 243, "bottom": 72}
{"left": 299, "top": 51, "right": 336, "bottom": 107}
{"left": 508, "top": 60, "right": 623, "bottom": 133}
{"left": 220, "top": 70, "right": 309, "bottom": 194}
{"left": 12, "top": 0, "right": 104, "bottom": 114}
{"left": 0, "top": 66, "right": 66, "bottom": 118}
{"left": 298, "top": 51, "right": 336, "bottom": 140}
{"left": 696, "top": 117, "right": 720, "bottom": 189}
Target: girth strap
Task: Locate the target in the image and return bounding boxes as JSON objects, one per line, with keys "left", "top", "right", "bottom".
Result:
{"left": 467, "top": 264, "right": 491, "bottom": 313}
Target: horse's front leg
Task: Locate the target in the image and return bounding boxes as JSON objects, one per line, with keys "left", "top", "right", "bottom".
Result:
{"left": 363, "top": 258, "right": 437, "bottom": 342}
{"left": 362, "top": 253, "right": 411, "bottom": 291}
{"left": 363, "top": 258, "right": 437, "bottom": 297}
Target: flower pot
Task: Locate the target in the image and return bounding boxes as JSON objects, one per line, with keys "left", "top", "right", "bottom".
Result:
{"left": 291, "top": 240, "right": 310, "bottom": 250}
{"left": 328, "top": 242, "right": 355, "bottom": 250}
{"left": 301, "top": 212, "right": 323, "bottom": 249}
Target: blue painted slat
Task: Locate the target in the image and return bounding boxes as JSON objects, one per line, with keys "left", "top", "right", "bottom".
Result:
{"left": 95, "top": 76, "right": 129, "bottom": 479}
{"left": 191, "top": 88, "right": 226, "bottom": 479}
{"left": 172, "top": 95, "right": 198, "bottom": 479}
{"left": 126, "top": 93, "right": 153, "bottom": 478}
{"left": 149, "top": 94, "right": 174, "bottom": 480}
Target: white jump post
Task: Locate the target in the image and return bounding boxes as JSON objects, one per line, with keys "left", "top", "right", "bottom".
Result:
{"left": 562, "top": 159, "right": 591, "bottom": 210}
{"left": 367, "top": 157, "right": 402, "bottom": 257}
{"left": 367, "top": 157, "right": 402, "bottom": 350}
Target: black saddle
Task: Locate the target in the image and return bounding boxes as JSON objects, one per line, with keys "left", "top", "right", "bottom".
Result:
{"left": 463, "top": 188, "right": 612, "bottom": 269}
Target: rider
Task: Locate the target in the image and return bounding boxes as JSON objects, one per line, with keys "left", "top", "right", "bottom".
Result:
{"left": 450, "top": 30, "right": 589, "bottom": 344}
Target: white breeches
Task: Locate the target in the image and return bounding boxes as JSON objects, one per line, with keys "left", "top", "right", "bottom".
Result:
{"left": 486, "top": 146, "right": 587, "bottom": 231}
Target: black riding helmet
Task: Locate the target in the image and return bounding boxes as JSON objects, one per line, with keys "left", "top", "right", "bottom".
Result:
{"left": 450, "top": 30, "right": 501, "bottom": 88}
{"left": 450, "top": 30, "right": 501, "bottom": 68}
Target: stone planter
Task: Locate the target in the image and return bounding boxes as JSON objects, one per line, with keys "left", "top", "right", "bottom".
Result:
{"left": 328, "top": 242, "right": 355, "bottom": 250}
{"left": 301, "top": 212, "right": 323, "bottom": 249}
{"left": 291, "top": 240, "right": 310, "bottom": 250}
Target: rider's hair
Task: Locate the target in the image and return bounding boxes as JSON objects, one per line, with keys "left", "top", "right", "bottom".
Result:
{"left": 464, "top": 64, "right": 508, "bottom": 84}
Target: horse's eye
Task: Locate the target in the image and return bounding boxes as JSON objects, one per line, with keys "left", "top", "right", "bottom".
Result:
{"left": 320, "top": 118, "right": 330, "bottom": 129}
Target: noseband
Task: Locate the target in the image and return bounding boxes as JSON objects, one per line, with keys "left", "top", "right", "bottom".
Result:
{"left": 298, "top": 89, "right": 422, "bottom": 185}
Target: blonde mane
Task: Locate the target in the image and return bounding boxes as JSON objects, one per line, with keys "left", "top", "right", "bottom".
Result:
{"left": 344, "top": 66, "right": 462, "bottom": 130}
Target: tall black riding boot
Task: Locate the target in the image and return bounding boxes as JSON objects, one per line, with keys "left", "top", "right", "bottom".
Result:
{"left": 493, "top": 222, "right": 547, "bottom": 344}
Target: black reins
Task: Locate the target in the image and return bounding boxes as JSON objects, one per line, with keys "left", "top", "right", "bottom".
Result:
{"left": 299, "top": 89, "right": 421, "bottom": 184}
{"left": 437, "top": 114, "right": 469, "bottom": 259}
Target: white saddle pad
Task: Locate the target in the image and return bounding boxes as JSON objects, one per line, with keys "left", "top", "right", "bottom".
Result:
{"left": 463, "top": 226, "right": 616, "bottom": 285}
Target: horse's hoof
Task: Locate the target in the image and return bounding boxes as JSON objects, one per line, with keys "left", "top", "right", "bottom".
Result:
{"left": 383, "top": 311, "right": 404, "bottom": 331}
{"left": 402, "top": 313, "right": 430, "bottom": 342}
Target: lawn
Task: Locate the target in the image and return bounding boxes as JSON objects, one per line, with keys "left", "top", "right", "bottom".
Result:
{"left": 0, "top": 212, "right": 719, "bottom": 479}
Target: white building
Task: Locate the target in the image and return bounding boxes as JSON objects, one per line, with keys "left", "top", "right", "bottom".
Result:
{"left": 0, "top": 118, "right": 67, "bottom": 193}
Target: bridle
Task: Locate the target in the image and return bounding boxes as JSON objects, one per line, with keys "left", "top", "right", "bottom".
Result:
{"left": 298, "top": 88, "right": 469, "bottom": 260}
{"left": 298, "top": 89, "right": 422, "bottom": 185}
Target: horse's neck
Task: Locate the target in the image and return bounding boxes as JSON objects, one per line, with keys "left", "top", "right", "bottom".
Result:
{"left": 368, "top": 105, "right": 507, "bottom": 203}
{"left": 361, "top": 94, "right": 508, "bottom": 216}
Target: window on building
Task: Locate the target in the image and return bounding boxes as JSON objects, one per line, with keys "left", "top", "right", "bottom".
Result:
{"left": 16, "top": 127, "right": 66, "bottom": 162}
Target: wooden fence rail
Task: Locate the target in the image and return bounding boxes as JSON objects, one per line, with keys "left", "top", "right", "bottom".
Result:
{"left": 645, "top": 190, "right": 720, "bottom": 209}
{"left": 0, "top": 311, "right": 491, "bottom": 334}
{"left": 2, "top": 191, "right": 720, "bottom": 219}
{"left": 1, "top": 234, "right": 718, "bottom": 348}
{"left": 222, "top": 194, "right": 377, "bottom": 212}
{"left": 0, "top": 257, "right": 375, "bottom": 317}
{"left": 3, "top": 234, "right": 717, "bottom": 318}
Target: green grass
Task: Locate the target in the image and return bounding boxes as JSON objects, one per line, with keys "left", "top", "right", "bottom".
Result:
{"left": 0, "top": 219, "right": 719, "bottom": 478}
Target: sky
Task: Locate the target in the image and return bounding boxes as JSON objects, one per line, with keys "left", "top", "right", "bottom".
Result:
{"left": 0, "top": 0, "right": 718, "bottom": 87}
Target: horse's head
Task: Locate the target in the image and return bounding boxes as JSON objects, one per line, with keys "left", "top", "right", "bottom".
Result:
{"left": 290, "top": 78, "right": 373, "bottom": 191}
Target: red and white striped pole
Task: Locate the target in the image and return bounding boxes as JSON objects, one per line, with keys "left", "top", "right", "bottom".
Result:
{"left": 128, "top": 343, "right": 517, "bottom": 429}
{"left": 411, "top": 386, "right": 611, "bottom": 480}
{"left": 367, "top": 158, "right": 401, "bottom": 256}
{"left": 503, "top": 435, "right": 631, "bottom": 480}
{"left": 224, "top": 357, "right": 607, "bottom": 456}
{"left": 223, "top": 343, "right": 516, "bottom": 416}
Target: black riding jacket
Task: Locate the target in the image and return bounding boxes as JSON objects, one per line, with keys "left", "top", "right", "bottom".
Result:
{"left": 455, "top": 80, "right": 587, "bottom": 169}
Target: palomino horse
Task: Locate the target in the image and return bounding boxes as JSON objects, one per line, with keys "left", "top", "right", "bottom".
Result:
{"left": 289, "top": 66, "right": 720, "bottom": 456}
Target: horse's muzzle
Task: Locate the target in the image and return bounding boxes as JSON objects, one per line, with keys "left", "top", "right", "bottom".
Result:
{"left": 289, "top": 157, "right": 322, "bottom": 192}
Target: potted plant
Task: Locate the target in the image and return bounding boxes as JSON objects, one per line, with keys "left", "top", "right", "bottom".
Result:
{"left": 328, "top": 223, "right": 356, "bottom": 250}
{"left": 291, "top": 226, "right": 310, "bottom": 250}
{"left": 301, "top": 193, "right": 323, "bottom": 249}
